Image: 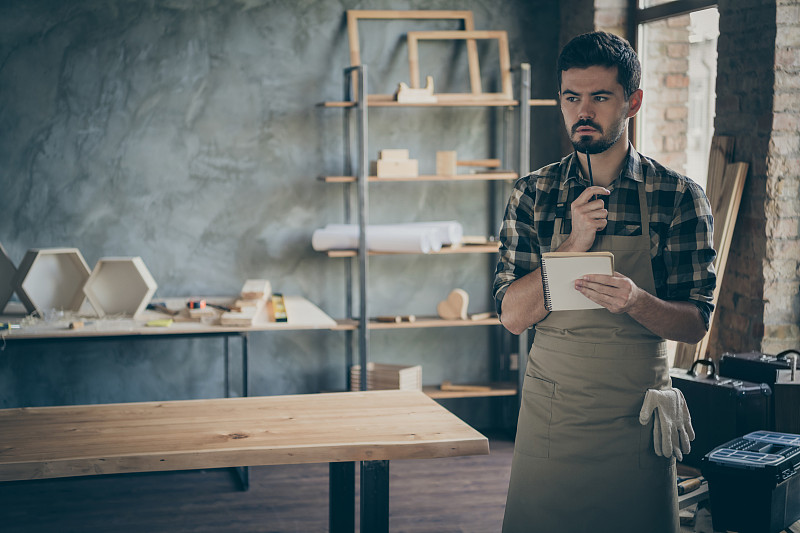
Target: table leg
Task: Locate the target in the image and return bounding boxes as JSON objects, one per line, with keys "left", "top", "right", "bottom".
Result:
{"left": 361, "top": 460, "right": 390, "bottom": 533}
{"left": 224, "top": 336, "right": 230, "bottom": 398}
{"left": 228, "top": 334, "right": 250, "bottom": 491}
{"left": 241, "top": 332, "right": 249, "bottom": 397}
{"left": 329, "top": 461, "right": 355, "bottom": 533}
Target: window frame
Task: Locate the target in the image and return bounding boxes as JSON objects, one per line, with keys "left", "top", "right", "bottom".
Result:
{"left": 626, "top": 0, "right": 718, "bottom": 145}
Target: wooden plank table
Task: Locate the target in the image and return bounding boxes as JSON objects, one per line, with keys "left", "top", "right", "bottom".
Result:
{"left": 0, "top": 390, "right": 490, "bottom": 532}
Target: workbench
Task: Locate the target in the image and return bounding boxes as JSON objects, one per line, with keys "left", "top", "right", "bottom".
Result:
{"left": 0, "top": 390, "right": 490, "bottom": 533}
{"left": 0, "top": 295, "right": 337, "bottom": 399}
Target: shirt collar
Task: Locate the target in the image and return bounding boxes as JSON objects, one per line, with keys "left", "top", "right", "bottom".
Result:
{"left": 560, "top": 141, "right": 644, "bottom": 191}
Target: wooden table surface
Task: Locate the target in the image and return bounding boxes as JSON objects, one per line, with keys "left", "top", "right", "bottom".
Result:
{"left": 0, "top": 390, "right": 489, "bottom": 482}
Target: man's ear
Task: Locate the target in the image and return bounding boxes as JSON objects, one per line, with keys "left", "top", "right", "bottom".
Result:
{"left": 627, "top": 89, "right": 643, "bottom": 117}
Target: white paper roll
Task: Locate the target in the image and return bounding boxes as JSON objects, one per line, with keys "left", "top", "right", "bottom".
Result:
{"left": 400, "top": 221, "right": 463, "bottom": 245}
{"left": 312, "top": 224, "right": 447, "bottom": 254}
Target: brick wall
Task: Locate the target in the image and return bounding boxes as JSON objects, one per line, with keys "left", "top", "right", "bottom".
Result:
{"left": 594, "top": 0, "right": 627, "bottom": 37}
{"left": 564, "top": 0, "right": 800, "bottom": 356}
{"left": 638, "top": 16, "right": 691, "bottom": 174}
{"left": 709, "top": 0, "right": 779, "bottom": 356}
{"left": 761, "top": 0, "right": 800, "bottom": 353}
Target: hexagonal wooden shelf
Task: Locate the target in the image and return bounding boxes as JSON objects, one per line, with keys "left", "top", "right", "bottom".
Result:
{"left": 14, "top": 248, "right": 92, "bottom": 315}
{"left": 83, "top": 257, "right": 158, "bottom": 318}
{"left": 0, "top": 243, "right": 17, "bottom": 312}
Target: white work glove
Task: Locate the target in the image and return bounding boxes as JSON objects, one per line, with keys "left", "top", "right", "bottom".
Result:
{"left": 638, "top": 388, "right": 695, "bottom": 461}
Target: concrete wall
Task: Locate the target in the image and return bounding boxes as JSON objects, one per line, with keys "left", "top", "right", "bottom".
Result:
{"left": 0, "top": 0, "right": 562, "bottom": 427}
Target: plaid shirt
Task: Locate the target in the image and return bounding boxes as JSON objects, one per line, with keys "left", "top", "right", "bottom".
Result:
{"left": 493, "top": 145, "right": 716, "bottom": 326}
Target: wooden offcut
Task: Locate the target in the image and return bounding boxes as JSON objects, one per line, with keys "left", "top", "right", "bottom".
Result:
{"left": 241, "top": 279, "right": 271, "bottom": 301}
{"left": 406, "top": 30, "right": 512, "bottom": 100}
{"left": 436, "top": 150, "right": 458, "bottom": 176}
{"left": 437, "top": 288, "right": 469, "bottom": 320}
{"left": 346, "top": 10, "right": 479, "bottom": 99}
{"left": 673, "top": 136, "right": 748, "bottom": 368}
{"left": 457, "top": 159, "right": 501, "bottom": 168}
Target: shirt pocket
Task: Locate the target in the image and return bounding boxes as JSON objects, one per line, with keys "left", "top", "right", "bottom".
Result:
{"left": 514, "top": 373, "right": 556, "bottom": 458}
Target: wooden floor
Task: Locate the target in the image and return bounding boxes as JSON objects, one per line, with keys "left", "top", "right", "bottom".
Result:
{"left": 0, "top": 431, "right": 515, "bottom": 533}
{"left": 3, "top": 428, "right": 782, "bottom": 533}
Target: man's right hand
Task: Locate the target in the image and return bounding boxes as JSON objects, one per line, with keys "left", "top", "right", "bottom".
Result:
{"left": 558, "top": 186, "right": 610, "bottom": 252}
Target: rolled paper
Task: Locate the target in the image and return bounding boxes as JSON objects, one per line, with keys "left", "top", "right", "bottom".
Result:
{"left": 312, "top": 223, "right": 455, "bottom": 253}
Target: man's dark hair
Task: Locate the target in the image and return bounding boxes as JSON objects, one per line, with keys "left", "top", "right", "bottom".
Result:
{"left": 557, "top": 31, "right": 641, "bottom": 99}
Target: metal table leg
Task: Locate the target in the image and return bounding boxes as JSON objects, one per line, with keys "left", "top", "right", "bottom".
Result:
{"left": 228, "top": 333, "right": 250, "bottom": 491}
{"left": 361, "top": 460, "right": 390, "bottom": 533}
{"left": 329, "top": 461, "right": 356, "bottom": 533}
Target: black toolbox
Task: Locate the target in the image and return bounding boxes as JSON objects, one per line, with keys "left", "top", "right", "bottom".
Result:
{"left": 670, "top": 359, "right": 772, "bottom": 467}
{"left": 720, "top": 349, "right": 800, "bottom": 433}
{"left": 701, "top": 431, "right": 800, "bottom": 533}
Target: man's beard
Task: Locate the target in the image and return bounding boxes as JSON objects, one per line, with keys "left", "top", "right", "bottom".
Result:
{"left": 569, "top": 115, "right": 627, "bottom": 154}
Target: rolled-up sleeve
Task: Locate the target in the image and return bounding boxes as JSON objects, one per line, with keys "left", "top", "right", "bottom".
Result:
{"left": 662, "top": 180, "right": 717, "bottom": 327}
{"left": 493, "top": 178, "right": 540, "bottom": 316}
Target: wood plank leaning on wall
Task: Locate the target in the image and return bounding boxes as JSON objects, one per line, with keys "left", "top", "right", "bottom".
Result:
{"left": 673, "top": 136, "right": 749, "bottom": 369}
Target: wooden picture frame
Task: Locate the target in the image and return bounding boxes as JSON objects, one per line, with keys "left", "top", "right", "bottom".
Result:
{"left": 407, "top": 30, "right": 512, "bottom": 101}
{"left": 345, "top": 10, "right": 480, "bottom": 100}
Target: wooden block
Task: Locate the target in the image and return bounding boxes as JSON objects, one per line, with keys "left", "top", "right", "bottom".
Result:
{"left": 395, "top": 77, "right": 437, "bottom": 104}
{"left": 436, "top": 151, "right": 457, "bottom": 176}
{"left": 241, "top": 279, "right": 271, "bottom": 301}
{"left": 469, "top": 311, "right": 495, "bottom": 321}
{"left": 376, "top": 159, "right": 418, "bottom": 178}
{"left": 188, "top": 306, "right": 216, "bottom": 319}
{"left": 220, "top": 300, "right": 265, "bottom": 326}
{"left": 378, "top": 149, "right": 409, "bottom": 160}
{"left": 437, "top": 289, "right": 469, "bottom": 320}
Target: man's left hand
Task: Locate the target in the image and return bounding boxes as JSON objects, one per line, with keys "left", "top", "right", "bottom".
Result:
{"left": 574, "top": 271, "right": 642, "bottom": 314}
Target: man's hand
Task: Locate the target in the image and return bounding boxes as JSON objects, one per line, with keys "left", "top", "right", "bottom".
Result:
{"left": 558, "top": 186, "right": 610, "bottom": 253}
{"left": 575, "top": 272, "right": 708, "bottom": 344}
{"left": 574, "top": 271, "right": 642, "bottom": 314}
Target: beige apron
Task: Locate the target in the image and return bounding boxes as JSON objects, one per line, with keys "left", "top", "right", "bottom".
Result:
{"left": 503, "top": 179, "right": 678, "bottom": 533}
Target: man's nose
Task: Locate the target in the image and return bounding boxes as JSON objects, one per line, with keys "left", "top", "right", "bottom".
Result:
{"left": 578, "top": 101, "right": 594, "bottom": 120}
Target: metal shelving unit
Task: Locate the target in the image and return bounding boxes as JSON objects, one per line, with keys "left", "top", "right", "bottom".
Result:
{"left": 322, "top": 63, "right": 538, "bottom": 404}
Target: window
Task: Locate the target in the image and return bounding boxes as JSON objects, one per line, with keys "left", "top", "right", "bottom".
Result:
{"left": 634, "top": 1, "right": 719, "bottom": 190}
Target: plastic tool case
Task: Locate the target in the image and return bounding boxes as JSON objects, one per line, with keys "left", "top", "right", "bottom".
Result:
{"left": 701, "top": 431, "right": 800, "bottom": 533}
{"left": 670, "top": 359, "right": 772, "bottom": 467}
{"left": 719, "top": 350, "right": 800, "bottom": 433}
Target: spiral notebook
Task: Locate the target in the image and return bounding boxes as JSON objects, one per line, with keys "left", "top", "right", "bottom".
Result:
{"left": 540, "top": 251, "right": 615, "bottom": 311}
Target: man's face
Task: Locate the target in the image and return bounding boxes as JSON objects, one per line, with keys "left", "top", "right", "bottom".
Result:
{"left": 559, "top": 65, "right": 642, "bottom": 154}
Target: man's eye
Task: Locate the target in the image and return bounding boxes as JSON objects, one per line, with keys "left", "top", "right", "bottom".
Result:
{"left": 565, "top": 97, "right": 578, "bottom": 102}
{"left": 595, "top": 96, "right": 608, "bottom": 102}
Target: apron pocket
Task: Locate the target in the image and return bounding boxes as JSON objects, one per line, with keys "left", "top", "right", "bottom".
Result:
{"left": 638, "top": 417, "right": 675, "bottom": 470}
{"left": 515, "top": 373, "right": 555, "bottom": 458}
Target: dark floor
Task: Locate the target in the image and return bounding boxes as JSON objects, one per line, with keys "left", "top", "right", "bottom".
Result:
{"left": 0, "top": 431, "right": 516, "bottom": 533}
{"left": 3, "top": 430, "right": 789, "bottom": 533}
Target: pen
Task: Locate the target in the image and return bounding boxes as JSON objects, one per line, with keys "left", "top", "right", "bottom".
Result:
{"left": 585, "top": 149, "right": 596, "bottom": 200}
{"left": 0, "top": 323, "right": 21, "bottom": 331}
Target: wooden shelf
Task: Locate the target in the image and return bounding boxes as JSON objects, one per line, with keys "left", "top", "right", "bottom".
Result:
{"left": 326, "top": 242, "right": 500, "bottom": 258}
{"left": 333, "top": 315, "right": 500, "bottom": 331}
{"left": 424, "top": 382, "right": 517, "bottom": 399}
{"left": 320, "top": 172, "right": 517, "bottom": 183}
{"left": 320, "top": 98, "right": 557, "bottom": 108}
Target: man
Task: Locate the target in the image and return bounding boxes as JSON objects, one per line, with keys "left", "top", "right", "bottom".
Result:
{"left": 494, "top": 31, "right": 715, "bottom": 533}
